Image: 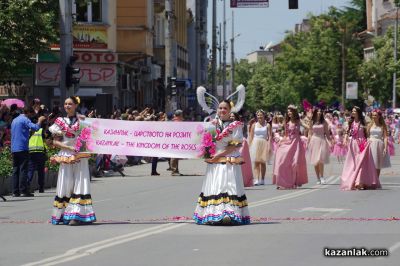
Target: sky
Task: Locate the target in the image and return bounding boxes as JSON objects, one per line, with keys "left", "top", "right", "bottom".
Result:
{"left": 206, "top": 0, "right": 353, "bottom": 60}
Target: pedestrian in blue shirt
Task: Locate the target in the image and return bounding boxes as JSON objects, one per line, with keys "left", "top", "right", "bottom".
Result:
{"left": 11, "top": 106, "right": 45, "bottom": 197}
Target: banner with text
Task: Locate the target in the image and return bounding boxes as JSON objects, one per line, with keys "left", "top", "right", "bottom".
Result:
{"left": 230, "top": 0, "right": 269, "bottom": 8}
{"left": 78, "top": 119, "right": 207, "bottom": 158}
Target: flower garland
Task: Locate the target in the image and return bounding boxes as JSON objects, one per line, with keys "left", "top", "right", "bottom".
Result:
{"left": 215, "top": 120, "right": 243, "bottom": 141}
{"left": 196, "top": 120, "right": 242, "bottom": 159}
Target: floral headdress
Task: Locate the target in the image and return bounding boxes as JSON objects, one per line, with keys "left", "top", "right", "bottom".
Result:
{"left": 372, "top": 108, "right": 382, "bottom": 115}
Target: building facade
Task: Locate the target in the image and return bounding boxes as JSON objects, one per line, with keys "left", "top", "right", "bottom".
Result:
{"left": 187, "top": 0, "right": 208, "bottom": 103}
{"left": 362, "top": 0, "right": 398, "bottom": 60}
{"left": 35, "top": 0, "right": 118, "bottom": 109}
{"left": 31, "top": 0, "right": 204, "bottom": 113}
{"left": 154, "top": 0, "right": 191, "bottom": 111}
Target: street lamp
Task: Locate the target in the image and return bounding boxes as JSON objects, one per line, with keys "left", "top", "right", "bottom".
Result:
{"left": 230, "top": 32, "right": 241, "bottom": 92}
{"left": 393, "top": 4, "right": 399, "bottom": 108}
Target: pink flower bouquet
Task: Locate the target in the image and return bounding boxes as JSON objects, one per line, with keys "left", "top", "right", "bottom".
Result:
{"left": 74, "top": 125, "right": 94, "bottom": 153}
{"left": 197, "top": 124, "right": 218, "bottom": 159}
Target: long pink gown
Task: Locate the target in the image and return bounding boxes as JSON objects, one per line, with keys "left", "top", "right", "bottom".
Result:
{"left": 273, "top": 121, "right": 308, "bottom": 189}
{"left": 340, "top": 121, "right": 381, "bottom": 190}
{"left": 271, "top": 123, "right": 280, "bottom": 153}
{"left": 240, "top": 138, "right": 254, "bottom": 187}
{"left": 308, "top": 124, "right": 330, "bottom": 166}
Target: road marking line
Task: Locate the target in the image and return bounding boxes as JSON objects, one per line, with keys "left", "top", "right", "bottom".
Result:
{"left": 21, "top": 223, "right": 186, "bottom": 266}
{"left": 298, "top": 207, "right": 351, "bottom": 213}
{"left": 23, "top": 175, "right": 340, "bottom": 265}
{"left": 295, "top": 207, "right": 351, "bottom": 218}
{"left": 377, "top": 241, "right": 400, "bottom": 260}
{"left": 250, "top": 176, "right": 339, "bottom": 209}
{"left": 389, "top": 242, "right": 400, "bottom": 253}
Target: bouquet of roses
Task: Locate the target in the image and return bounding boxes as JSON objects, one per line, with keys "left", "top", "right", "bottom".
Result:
{"left": 197, "top": 124, "right": 218, "bottom": 159}
{"left": 74, "top": 122, "right": 94, "bottom": 153}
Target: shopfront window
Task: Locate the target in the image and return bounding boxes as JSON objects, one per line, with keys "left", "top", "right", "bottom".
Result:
{"left": 74, "top": 0, "right": 102, "bottom": 23}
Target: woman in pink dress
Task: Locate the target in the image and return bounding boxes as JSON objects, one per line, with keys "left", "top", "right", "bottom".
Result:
{"left": 230, "top": 112, "right": 253, "bottom": 187}
{"left": 340, "top": 106, "right": 380, "bottom": 190}
{"left": 332, "top": 124, "right": 347, "bottom": 163}
{"left": 307, "top": 108, "right": 332, "bottom": 185}
{"left": 271, "top": 114, "right": 281, "bottom": 153}
{"left": 387, "top": 121, "right": 396, "bottom": 156}
{"left": 368, "top": 110, "right": 391, "bottom": 178}
{"left": 273, "top": 105, "right": 308, "bottom": 189}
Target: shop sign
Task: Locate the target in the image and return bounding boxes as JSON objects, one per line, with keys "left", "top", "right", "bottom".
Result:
{"left": 230, "top": 0, "right": 269, "bottom": 8}
{"left": 38, "top": 52, "right": 117, "bottom": 64}
{"left": 36, "top": 63, "right": 116, "bottom": 87}
{"left": 51, "top": 25, "right": 108, "bottom": 49}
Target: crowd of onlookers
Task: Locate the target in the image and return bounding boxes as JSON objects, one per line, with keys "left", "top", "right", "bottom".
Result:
{"left": 0, "top": 98, "right": 203, "bottom": 185}
{"left": 2, "top": 97, "right": 400, "bottom": 181}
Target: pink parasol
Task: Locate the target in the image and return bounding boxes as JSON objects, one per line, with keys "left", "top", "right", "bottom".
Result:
{"left": 1, "top": 98, "right": 25, "bottom": 108}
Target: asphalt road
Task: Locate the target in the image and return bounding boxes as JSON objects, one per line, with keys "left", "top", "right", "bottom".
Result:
{"left": 1, "top": 152, "right": 399, "bottom": 266}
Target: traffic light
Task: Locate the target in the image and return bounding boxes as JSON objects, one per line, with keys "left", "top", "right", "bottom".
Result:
{"left": 66, "top": 56, "right": 80, "bottom": 87}
{"left": 168, "top": 76, "right": 177, "bottom": 95}
{"left": 289, "top": 0, "right": 298, "bottom": 9}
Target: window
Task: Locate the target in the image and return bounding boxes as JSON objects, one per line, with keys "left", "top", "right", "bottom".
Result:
{"left": 74, "top": 0, "right": 102, "bottom": 23}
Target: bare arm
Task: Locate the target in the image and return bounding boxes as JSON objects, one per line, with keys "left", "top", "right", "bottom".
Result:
{"left": 52, "top": 140, "right": 75, "bottom": 152}
{"left": 249, "top": 124, "right": 255, "bottom": 145}
{"left": 214, "top": 145, "right": 239, "bottom": 158}
{"left": 267, "top": 123, "right": 272, "bottom": 141}
{"left": 324, "top": 121, "right": 332, "bottom": 146}
{"left": 307, "top": 122, "right": 313, "bottom": 144}
{"left": 383, "top": 125, "right": 389, "bottom": 154}
{"left": 300, "top": 119, "right": 310, "bottom": 130}
{"left": 204, "top": 144, "right": 240, "bottom": 163}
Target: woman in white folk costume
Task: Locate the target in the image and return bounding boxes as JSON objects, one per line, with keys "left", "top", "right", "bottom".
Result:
{"left": 49, "top": 96, "right": 96, "bottom": 225}
{"left": 368, "top": 109, "right": 391, "bottom": 178}
{"left": 194, "top": 85, "right": 250, "bottom": 225}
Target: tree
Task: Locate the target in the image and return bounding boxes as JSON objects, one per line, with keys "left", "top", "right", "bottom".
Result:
{"left": 224, "top": 2, "right": 366, "bottom": 113}
{"left": 359, "top": 29, "right": 398, "bottom": 106}
{"left": 0, "top": 0, "right": 58, "bottom": 79}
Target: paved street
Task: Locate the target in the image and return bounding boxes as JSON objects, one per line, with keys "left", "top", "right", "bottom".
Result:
{"left": 1, "top": 152, "right": 400, "bottom": 266}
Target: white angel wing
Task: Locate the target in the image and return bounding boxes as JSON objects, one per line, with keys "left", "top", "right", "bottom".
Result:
{"left": 226, "top": 84, "right": 246, "bottom": 113}
{"left": 196, "top": 86, "right": 219, "bottom": 114}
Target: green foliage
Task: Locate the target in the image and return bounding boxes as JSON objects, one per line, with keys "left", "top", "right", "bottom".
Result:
{"left": 45, "top": 146, "right": 60, "bottom": 172}
{"left": 234, "top": 4, "right": 365, "bottom": 113}
{"left": 359, "top": 27, "right": 399, "bottom": 106}
{"left": 0, "top": 0, "right": 58, "bottom": 79}
{"left": 0, "top": 146, "right": 13, "bottom": 177}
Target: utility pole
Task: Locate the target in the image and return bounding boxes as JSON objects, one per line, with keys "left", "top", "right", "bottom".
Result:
{"left": 211, "top": 0, "right": 217, "bottom": 97}
{"left": 222, "top": 0, "right": 227, "bottom": 99}
{"left": 218, "top": 23, "right": 222, "bottom": 84}
{"left": 393, "top": 6, "right": 399, "bottom": 108}
{"left": 195, "top": 0, "right": 201, "bottom": 90}
{"left": 165, "top": 0, "right": 177, "bottom": 111}
{"left": 59, "top": 0, "right": 73, "bottom": 102}
{"left": 341, "top": 27, "right": 346, "bottom": 109}
{"left": 230, "top": 11, "right": 235, "bottom": 90}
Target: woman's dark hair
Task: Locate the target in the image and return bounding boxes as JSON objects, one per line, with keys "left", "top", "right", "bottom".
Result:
{"left": 68, "top": 96, "right": 80, "bottom": 105}
{"left": 347, "top": 106, "right": 366, "bottom": 136}
{"left": 285, "top": 106, "right": 300, "bottom": 123}
{"left": 312, "top": 108, "right": 325, "bottom": 124}
{"left": 230, "top": 112, "right": 241, "bottom": 121}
